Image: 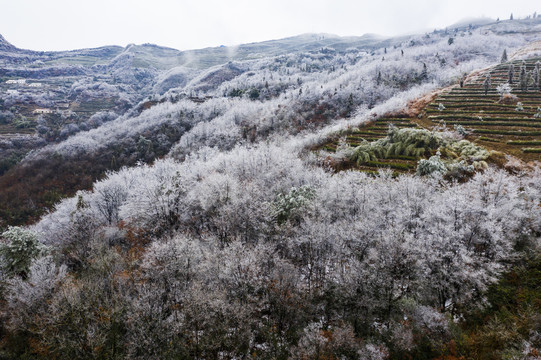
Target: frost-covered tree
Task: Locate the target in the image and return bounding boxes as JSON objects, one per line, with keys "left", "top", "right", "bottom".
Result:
{"left": 1, "top": 20, "right": 539, "bottom": 359}
{"left": 497, "top": 82, "right": 512, "bottom": 99}
{"left": 534, "top": 61, "right": 540, "bottom": 91}
{"left": 5, "top": 256, "right": 66, "bottom": 332}
{"left": 519, "top": 61, "right": 528, "bottom": 91}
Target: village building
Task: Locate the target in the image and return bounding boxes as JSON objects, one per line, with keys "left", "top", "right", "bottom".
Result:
{"left": 33, "top": 108, "right": 54, "bottom": 114}
{"left": 5, "top": 79, "right": 26, "bottom": 84}
{"left": 28, "top": 82, "right": 42, "bottom": 87}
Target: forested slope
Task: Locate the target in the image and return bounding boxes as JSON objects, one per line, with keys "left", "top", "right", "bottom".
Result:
{"left": 1, "top": 17, "right": 541, "bottom": 359}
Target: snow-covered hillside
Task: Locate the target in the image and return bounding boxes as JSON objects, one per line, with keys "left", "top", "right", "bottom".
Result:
{"left": 1, "top": 16, "right": 541, "bottom": 359}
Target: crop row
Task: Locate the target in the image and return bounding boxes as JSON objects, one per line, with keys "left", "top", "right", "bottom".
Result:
{"left": 429, "top": 103, "right": 521, "bottom": 109}
{"left": 426, "top": 109, "right": 537, "bottom": 115}
{"left": 477, "top": 137, "right": 501, "bottom": 142}
{"left": 441, "top": 121, "right": 541, "bottom": 128}
{"left": 361, "top": 161, "right": 415, "bottom": 171}
{"left": 522, "top": 148, "right": 541, "bottom": 153}
{"left": 472, "top": 129, "right": 541, "bottom": 136}
{"left": 429, "top": 115, "right": 538, "bottom": 121}
{"left": 507, "top": 140, "right": 541, "bottom": 145}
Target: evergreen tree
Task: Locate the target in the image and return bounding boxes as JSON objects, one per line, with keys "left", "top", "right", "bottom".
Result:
{"left": 510, "top": 13, "right": 514, "bottom": 20}
{"left": 519, "top": 61, "right": 528, "bottom": 91}
{"left": 0, "top": 226, "right": 45, "bottom": 278}
{"left": 501, "top": 49, "right": 508, "bottom": 63}
{"left": 483, "top": 74, "right": 491, "bottom": 95}
{"left": 508, "top": 64, "right": 515, "bottom": 84}
{"left": 533, "top": 61, "right": 541, "bottom": 90}
{"left": 420, "top": 63, "right": 428, "bottom": 80}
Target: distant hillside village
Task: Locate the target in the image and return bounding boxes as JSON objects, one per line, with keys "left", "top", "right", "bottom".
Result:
{"left": 5, "top": 79, "right": 42, "bottom": 87}
{"left": 3, "top": 78, "right": 72, "bottom": 114}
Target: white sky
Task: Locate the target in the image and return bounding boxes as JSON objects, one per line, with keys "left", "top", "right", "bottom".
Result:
{"left": 0, "top": 0, "right": 539, "bottom": 51}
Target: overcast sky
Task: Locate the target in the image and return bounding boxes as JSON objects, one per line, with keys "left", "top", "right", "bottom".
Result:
{"left": 0, "top": 0, "right": 539, "bottom": 51}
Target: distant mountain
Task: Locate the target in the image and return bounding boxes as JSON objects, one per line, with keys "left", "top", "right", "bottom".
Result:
{"left": 174, "top": 32, "right": 409, "bottom": 70}
{"left": 0, "top": 32, "right": 408, "bottom": 71}
{"left": 447, "top": 17, "right": 495, "bottom": 30}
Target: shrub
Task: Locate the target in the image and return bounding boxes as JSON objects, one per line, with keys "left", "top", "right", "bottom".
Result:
{"left": 497, "top": 83, "right": 518, "bottom": 104}
{"left": 446, "top": 160, "right": 475, "bottom": 179}
{"left": 534, "top": 107, "right": 541, "bottom": 119}
{"left": 0, "top": 226, "right": 46, "bottom": 278}
{"left": 272, "top": 185, "right": 316, "bottom": 225}
{"left": 448, "top": 140, "right": 490, "bottom": 160}
{"left": 416, "top": 151, "right": 446, "bottom": 176}
{"left": 497, "top": 83, "right": 512, "bottom": 98}
{"left": 454, "top": 124, "right": 467, "bottom": 136}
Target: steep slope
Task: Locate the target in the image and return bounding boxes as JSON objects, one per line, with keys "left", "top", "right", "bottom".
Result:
{"left": 0, "top": 18, "right": 537, "bottom": 228}
{"left": 2, "top": 17, "right": 541, "bottom": 360}
{"left": 430, "top": 57, "right": 541, "bottom": 162}
{"left": 316, "top": 46, "right": 541, "bottom": 175}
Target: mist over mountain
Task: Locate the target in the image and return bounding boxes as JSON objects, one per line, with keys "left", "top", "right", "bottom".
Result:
{"left": 1, "top": 14, "right": 541, "bottom": 359}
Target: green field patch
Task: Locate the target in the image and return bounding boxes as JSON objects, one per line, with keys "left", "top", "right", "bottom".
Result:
{"left": 427, "top": 109, "right": 537, "bottom": 115}
{"left": 473, "top": 129, "right": 541, "bottom": 136}
{"left": 0, "top": 125, "right": 35, "bottom": 134}
{"left": 507, "top": 140, "right": 541, "bottom": 145}
{"left": 384, "top": 154, "right": 418, "bottom": 161}
{"left": 478, "top": 137, "right": 502, "bottom": 142}
{"left": 434, "top": 98, "right": 494, "bottom": 103}
{"left": 349, "top": 131, "right": 387, "bottom": 136}
{"left": 444, "top": 121, "right": 541, "bottom": 128}
{"left": 522, "top": 148, "right": 541, "bottom": 153}
{"left": 376, "top": 118, "right": 412, "bottom": 122}
{"left": 373, "top": 123, "right": 417, "bottom": 129}
{"left": 428, "top": 103, "right": 522, "bottom": 109}
{"left": 44, "top": 55, "right": 109, "bottom": 66}
{"left": 321, "top": 145, "right": 337, "bottom": 152}
{"left": 362, "top": 160, "right": 415, "bottom": 171}
{"left": 429, "top": 115, "right": 537, "bottom": 121}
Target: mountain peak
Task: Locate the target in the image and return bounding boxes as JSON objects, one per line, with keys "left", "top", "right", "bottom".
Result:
{"left": 0, "top": 33, "right": 17, "bottom": 51}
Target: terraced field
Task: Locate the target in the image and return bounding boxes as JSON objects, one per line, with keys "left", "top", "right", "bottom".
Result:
{"left": 320, "top": 117, "right": 422, "bottom": 174}
{"left": 319, "top": 57, "right": 541, "bottom": 173}
{"left": 428, "top": 57, "right": 541, "bottom": 162}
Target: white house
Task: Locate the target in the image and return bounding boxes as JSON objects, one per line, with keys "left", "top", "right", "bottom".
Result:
{"left": 6, "top": 89, "right": 18, "bottom": 95}
{"left": 33, "top": 108, "right": 53, "bottom": 114}
{"left": 28, "top": 82, "right": 42, "bottom": 87}
{"left": 6, "top": 79, "right": 26, "bottom": 84}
